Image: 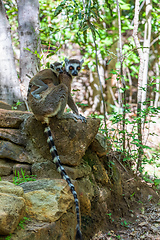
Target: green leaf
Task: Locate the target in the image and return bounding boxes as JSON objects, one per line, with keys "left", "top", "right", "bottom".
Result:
{"left": 119, "top": 0, "right": 131, "bottom": 10}
{"left": 54, "top": 0, "right": 68, "bottom": 17}
{"left": 154, "top": 179, "right": 160, "bottom": 186}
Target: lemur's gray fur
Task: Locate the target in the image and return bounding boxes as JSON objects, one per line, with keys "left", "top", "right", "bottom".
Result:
{"left": 27, "top": 62, "right": 63, "bottom": 100}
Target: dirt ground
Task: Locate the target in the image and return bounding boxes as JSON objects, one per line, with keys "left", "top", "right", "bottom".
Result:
{"left": 91, "top": 167, "right": 160, "bottom": 240}
{"left": 92, "top": 203, "right": 160, "bottom": 240}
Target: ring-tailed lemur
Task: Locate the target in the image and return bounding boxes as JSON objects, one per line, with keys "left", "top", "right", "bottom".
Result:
{"left": 58, "top": 58, "right": 86, "bottom": 123}
{"left": 27, "top": 58, "right": 86, "bottom": 239}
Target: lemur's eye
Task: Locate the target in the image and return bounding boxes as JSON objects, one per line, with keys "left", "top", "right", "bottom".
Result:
{"left": 69, "top": 66, "right": 74, "bottom": 70}
{"left": 56, "top": 68, "right": 60, "bottom": 71}
{"left": 77, "top": 66, "right": 81, "bottom": 71}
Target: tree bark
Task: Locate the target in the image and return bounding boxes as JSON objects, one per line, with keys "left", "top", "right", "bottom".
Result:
{"left": 154, "top": 62, "right": 160, "bottom": 108}
{"left": 106, "top": 19, "right": 119, "bottom": 113}
{"left": 0, "top": 0, "right": 22, "bottom": 105}
{"left": 116, "top": 0, "right": 126, "bottom": 153}
{"left": 141, "top": 0, "right": 152, "bottom": 110}
{"left": 17, "top": 0, "right": 40, "bottom": 99}
{"left": 132, "top": 0, "right": 144, "bottom": 172}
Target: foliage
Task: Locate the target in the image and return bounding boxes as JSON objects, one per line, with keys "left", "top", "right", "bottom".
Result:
{"left": 3, "top": 0, "right": 160, "bottom": 178}
{"left": 13, "top": 169, "right": 37, "bottom": 185}
{"left": 0, "top": 234, "right": 12, "bottom": 240}
{"left": 120, "top": 219, "right": 129, "bottom": 227}
{"left": 106, "top": 212, "right": 114, "bottom": 223}
{"left": 0, "top": 217, "right": 30, "bottom": 240}
{"left": 97, "top": 79, "right": 160, "bottom": 177}
{"left": 12, "top": 100, "right": 22, "bottom": 110}
{"left": 17, "top": 217, "right": 30, "bottom": 229}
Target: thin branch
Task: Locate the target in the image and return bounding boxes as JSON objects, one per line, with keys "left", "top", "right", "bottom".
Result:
{"left": 116, "top": 0, "right": 126, "bottom": 152}
{"left": 109, "top": 86, "right": 119, "bottom": 107}
{"left": 150, "top": 36, "right": 160, "bottom": 47}
{"left": 131, "top": 0, "right": 146, "bottom": 26}
{"left": 126, "top": 67, "right": 132, "bottom": 103}
{"left": 82, "top": 1, "right": 108, "bottom": 128}
{"left": 132, "top": 0, "right": 144, "bottom": 172}
{"left": 154, "top": 62, "right": 160, "bottom": 108}
{"left": 89, "top": 24, "right": 108, "bottom": 128}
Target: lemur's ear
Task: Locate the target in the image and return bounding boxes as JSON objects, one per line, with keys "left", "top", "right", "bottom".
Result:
{"left": 50, "top": 63, "right": 54, "bottom": 69}
{"left": 80, "top": 59, "right": 84, "bottom": 65}
{"left": 64, "top": 58, "right": 69, "bottom": 65}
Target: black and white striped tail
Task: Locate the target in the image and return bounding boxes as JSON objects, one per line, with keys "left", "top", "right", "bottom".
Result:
{"left": 27, "top": 83, "right": 32, "bottom": 100}
{"left": 44, "top": 125, "right": 82, "bottom": 240}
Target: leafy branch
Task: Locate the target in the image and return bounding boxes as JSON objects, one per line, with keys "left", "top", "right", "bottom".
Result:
{"left": 54, "top": 0, "right": 107, "bottom": 129}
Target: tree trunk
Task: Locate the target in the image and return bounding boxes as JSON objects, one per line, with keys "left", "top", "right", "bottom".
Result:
{"left": 0, "top": 0, "right": 22, "bottom": 105}
{"left": 106, "top": 19, "right": 119, "bottom": 113}
{"left": 154, "top": 62, "right": 160, "bottom": 108}
{"left": 133, "top": 0, "right": 144, "bottom": 172}
{"left": 17, "top": 0, "right": 40, "bottom": 99}
{"left": 89, "top": 54, "right": 105, "bottom": 113}
{"left": 141, "top": 0, "right": 152, "bottom": 110}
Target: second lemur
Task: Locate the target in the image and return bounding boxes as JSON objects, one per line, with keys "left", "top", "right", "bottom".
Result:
{"left": 27, "top": 61, "right": 63, "bottom": 100}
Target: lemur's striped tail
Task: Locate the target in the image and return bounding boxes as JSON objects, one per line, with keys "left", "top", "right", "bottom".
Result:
{"left": 27, "top": 83, "right": 32, "bottom": 100}
{"left": 44, "top": 125, "right": 82, "bottom": 240}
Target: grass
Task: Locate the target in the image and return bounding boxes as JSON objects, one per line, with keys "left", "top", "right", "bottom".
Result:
{"left": 12, "top": 169, "right": 37, "bottom": 185}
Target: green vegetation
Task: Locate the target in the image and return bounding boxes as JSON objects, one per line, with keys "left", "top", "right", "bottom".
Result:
{"left": 17, "top": 217, "right": 30, "bottom": 230}
{"left": 120, "top": 219, "right": 130, "bottom": 228}
{"left": 106, "top": 212, "right": 114, "bottom": 223}
{"left": 0, "top": 234, "right": 12, "bottom": 240}
{"left": 13, "top": 169, "right": 37, "bottom": 185}
{"left": 3, "top": 0, "right": 160, "bottom": 183}
{"left": 11, "top": 100, "right": 22, "bottom": 110}
{"left": 0, "top": 217, "right": 30, "bottom": 240}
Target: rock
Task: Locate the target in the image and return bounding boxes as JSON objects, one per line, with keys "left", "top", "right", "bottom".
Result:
{"left": 0, "top": 193, "right": 25, "bottom": 235}
{"left": 83, "top": 149, "right": 109, "bottom": 185}
{"left": 13, "top": 164, "right": 31, "bottom": 176}
{"left": 0, "top": 109, "right": 32, "bottom": 128}
{"left": 32, "top": 160, "right": 91, "bottom": 180}
{"left": 0, "top": 214, "right": 77, "bottom": 240}
{"left": 1, "top": 220, "right": 58, "bottom": 240}
{"left": 78, "top": 177, "right": 94, "bottom": 216}
{"left": 64, "top": 160, "right": 92, "bottom": 180}
{"left": 0, "top": 179, "right": 79, "bottom": 240}
{"left": 0, "top": 128, "right": 27, "bottom": 146}
{"left": 0, "top": 140, "right": 32, "bottom": 164}
{"left": 79, "top": 192, "right": 92, "bottom": 216}
{"left": 111, "top": 162, "right": 123, "bottom": 196}
{"left": 0, "top": 101, "right": 12, "bottom": 110}
{"left": 90, "top": 133, "right": 111, "bottom": 157}
{"left": 31, "top": 161, "right": 60, "bottom": 179}
{"left": 154, "top": 218, "right": 160, "bottom": 223}
{"left": 18, "top": 179, "right": 78, "bottom": 239}
{"left": 25, "top": 116, "right": 100, "bottom": 166}
{"left": 98, "top": 188, "right": 111, "bottom": 203}
{"left": 0, "top": 181, "right": 24, "bottom": 197}
{"left": 150, "top": 225, "right": 159, "bottom": 233}
{"left": 20, "top": 179, "right": 75, "bottom": 222}
{"left": 0, "top": 159, "right": 13, "bottom": 176}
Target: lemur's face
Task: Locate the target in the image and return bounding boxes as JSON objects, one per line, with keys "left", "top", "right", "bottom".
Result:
{"left": 50, "top": 62, "right": 63, "bottom": 76}
{"left": 64, "top": 58, "right": 84, "bottom": 77}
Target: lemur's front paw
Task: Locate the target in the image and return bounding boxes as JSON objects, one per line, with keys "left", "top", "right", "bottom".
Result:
{"left": 31, "top": 93, "right": 41, "bottom": 100}
{"left": 78, "top": 114, "right": 87, "bottom": 123}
